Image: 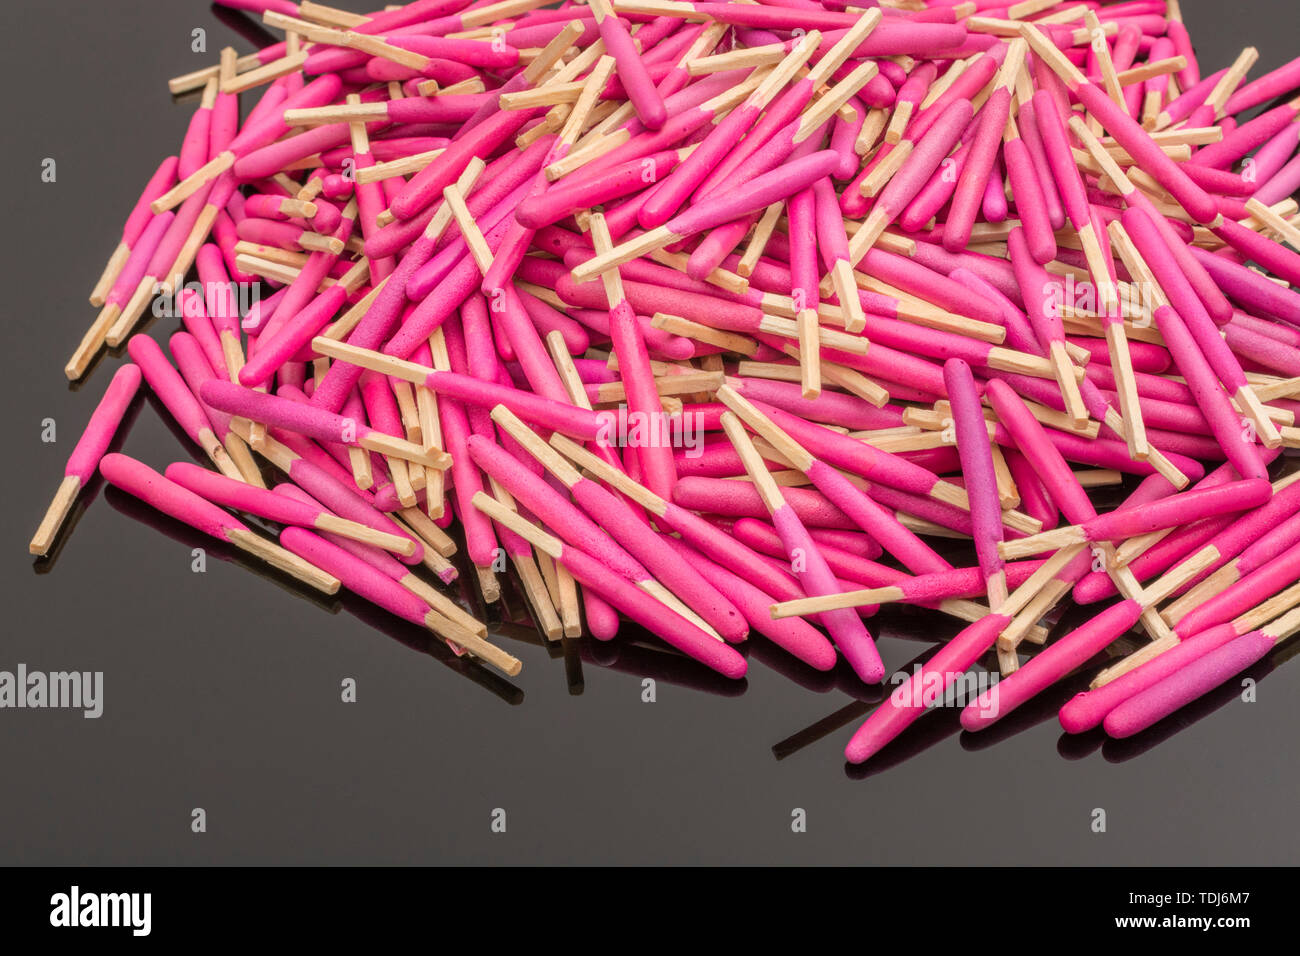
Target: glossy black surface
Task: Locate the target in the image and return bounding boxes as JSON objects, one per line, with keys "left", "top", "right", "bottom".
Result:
{"left": 3, "top": 1, "right": 1298, "bottom": 864}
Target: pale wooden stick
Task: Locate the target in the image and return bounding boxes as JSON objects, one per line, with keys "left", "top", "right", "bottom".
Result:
{"left": 227, "top": 527, "right": 341, "bottom": 594}
{"left": 30, "top": 476, "right": 82, "bottom": 557}
{"left": 688, "top": 44, "right": 788, "bottom": 75}
{"left": 651, "top": 313, "right": 758, "bottom": 356}
{"left": 486, "top": 476, "right": 561, "bottom": 640}
{"left": 1207, "top": 47, "right": 1260, "bottom": 117}
{"left": 736, "top": 201, "right": 785, "bottom": 279}
{"left": 555, "top": 562, "right": 582, "bottom": 638}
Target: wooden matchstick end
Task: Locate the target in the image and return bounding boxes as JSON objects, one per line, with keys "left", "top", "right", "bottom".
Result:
{"left": 348, "top": 445, "right": 374, "bottom": 490}
{"left": 928, "top": 479, "right": 971, "bottom": 512}
{"left": 424, "top": 611, "right": 521, "bottom": 676}
{"left": 999, "top": 543, "right": 1087, "bottom": 619}
{"left": 476, "top": 564, "right": 501, "bottom": 604}
{"left": 406, "top": 464, "right": 427, "bottom": 496}
{"left": 987, "top": 570, "right": 1009, "bottom": 613}
{"left": 1090, "top": 634, "right": 1178, "bottom": 688}
{"left": 227, "top": 527, "right": 341, "bottom": 594}
{"left": 860, "top": 141, "right": 912, "bottom": 199}
{"left": 1162, "top": 562, "right": 1238, "bottom": 626}
{"left": 997, "top": 645, "right": 1020, "bottom": 676}
{"left": 1235, "top": 581, "right": 1300, "bottom": 634}
{"left": 884, "top": 101, "right": 912, "bottom": 144}
{"left": 1141, "top": 92, "right": 1162, "bottom": 130}
{"left": 514, "top": 553, "right": 563, "bottom": 642}
{"left": 106, "top": 277, "right": 156, "bottom": 348}
{"left": 571, "top": 225, "right": 680, "bottom": 284}
{"left": 203, "top": 431, "right": 245, "bottom": 483}
{"left": 30, "top": 475, "right": 81, "bottom": 557}
{"left": 285, "top": 103, "right": 388, "bottom": 127}
{"left": 1002, "top": 509, "right": 1044, "bottom": 536}
{"left": 1236, "top": 386, "right": 1283, "bottom": 449}
{"left": 796, "top": 309, "right": 821, "bottom": 400}
{"left": 223, "top": 433, "right": 265, "bottom": 488}
{"left": 316, "top": 514, "right": 417, "bottom": 556}
{"left": 1111, "top": 532, "right": 1156, "bottom": 569}
{"left": 413, "top": 534, "right": 455, "bottom": 581}
{"left": 400, "top": 507, "right": 456, "bottom": 558}
{"left": 90, "top": 241, "right": 131, "bottom": 307}
{"left": 1145, "top": 443, "right": 1191, "bottom": 490}
{"left": 770, "top": 586, "right": 902, "bottom": 619}
{"left": 1103, "top": 323, "right": 1150, "bottom": 460}
{"left": 847, "top": 207, "right": 890, "bottom": 264}
{"left": 66, "top": 304, "right": 123, "bottom": 380}
{"left": 640, "top": 579, "right": 725, "bottom": 642}
{"left": 387, "top": 459, "right": 418, "bottom": 509}
{"left": 1048, "top": 340, "right": 1089, "bottom": 428}
{"left": 998, "top": 525, "right": 1087, "bottom": 560}
{"left": 1138, "top": 546, "right": 1220, "bottom": 608}
{"left": 1018, "top": 20, "right": 1087, "bottom": 89}
{"left": 362, "top": 433, "right": 451, "bottom": 471}
{"left": 299, "top": 233, "right": 346, "bottom": 256}
{"left": 151, "top": 151, "right": 234, "bottom": 214}
{"left": 400, "top": 574, "right": 483, "bottom": 637}
{"left": 555, "top": 564, "right": 582, "bottom": 638}
{"left": 829, "top": 259, "right": 865, "bottom": 333}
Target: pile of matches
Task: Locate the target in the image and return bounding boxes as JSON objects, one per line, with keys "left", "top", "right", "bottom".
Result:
{"left": 31, "top": 0, "right": 1300, "bottom": 765}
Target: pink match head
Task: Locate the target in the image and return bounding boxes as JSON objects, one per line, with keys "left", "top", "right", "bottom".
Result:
{"left": 845, "top": 613, "right": 1008, "bottom": 764}
{"left": 178, "top": 102, "right": 213, "bottom": 181}
{"left": 200, "top": 379, "right": 358, "bottom": 448}
{"left": 282, "top": 526, "right": 430, "bottom": 627}
{"left": 1030, "top": 89, "right": 1089, "bottom": 229}
{"left": 1103, "top": 632, "right": 1274, "bottom": 739}
{"left": 122, "top": 156, "right": 179, "bottom": 247}
{"left": 165, "top": 460, "right": 319, "bottom": 530}
{"left": 169, "top": 332, "right": 231, "bottom": 434}
{"left": 229, "top": 74, "right": 343, "bottom": 158}
{"left": 942, "top": 358, "right": 1003, "bottom": 577}
{"left": 562, "top": 544, "right": 747, "bottom": 680}
{"left": 209, "top": 92, "right": 240, "bottom": 156}
{"left": 570, "top": 477, "right": 748, "bottom": 643}
{"left": 236, "top": 217, "right": 303, "bottom": 251}
{"left": 100, "top": 453, "right": 244, "bottom": 541}
{"left": 770, "top": 505, "right": 884, "bottom": 684}
{"left": 1077, "top": 83, "right": 1218, "bottom": 224}
{"left": 107, "top": 212, "right": 174, "bottom": 309}
{"left": 668, "top": 150, "right": 841, "bottom": 238}
{"left": 667, "top": 534, "right": 835, "bottom": 668}
{"left": 962, "top": 600, "right": 1144, "bottom": 734}
{"left": 594, "top": 10, "right": 666, "bottom": 131}
{"left": 127, "top": 335, "right": 216, "bottom": 445}
{"left": 358, "top": 372, "right": 405, "bottom": 438}
{"left": 425, "top": 370, "right": 611, "bottom": 441}
{"left": 466, "top": 433, "right": 648, "bottom": 584}
{"left": 64, "top": 365, "right": 143, "bottom": 484}
{"left": 1059, "top": 622, "right": 1245, "bottom": 735}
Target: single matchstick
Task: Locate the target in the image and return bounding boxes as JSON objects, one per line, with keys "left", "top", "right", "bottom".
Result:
{"left": 31, "top": 365, "right": 143, "bottom": 556}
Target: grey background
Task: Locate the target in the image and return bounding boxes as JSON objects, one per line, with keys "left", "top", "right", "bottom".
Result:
{"left": 2, "top": 1, "right": 1298, "bottom": 865}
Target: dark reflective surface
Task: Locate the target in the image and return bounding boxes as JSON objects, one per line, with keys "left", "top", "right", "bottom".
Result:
{"left": 3, "top": 1, "right": 1299, "bottom": 865}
